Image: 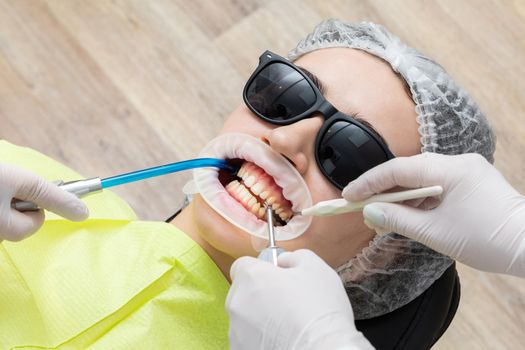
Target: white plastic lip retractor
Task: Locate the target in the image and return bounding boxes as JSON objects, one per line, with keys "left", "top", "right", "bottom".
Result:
{"left": 300, "top": 185, "right": 443, "bottom": 217}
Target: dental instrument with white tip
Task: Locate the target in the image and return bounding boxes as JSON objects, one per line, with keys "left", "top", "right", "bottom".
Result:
{"left": 257, "top": 204, "right": 286, "bottom": 266}
{"left": 12, "top": 158, "right": 237, "bottom": 212}
{"left": 300, "top": 185, "right": 443, "bottom": 217}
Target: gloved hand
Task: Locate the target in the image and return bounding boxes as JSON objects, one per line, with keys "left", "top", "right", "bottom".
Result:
{"left": 227, "top": 249, "right": 374, "bottom": 350}
{"left": 343, "top": 153, "right": 525, "bottom": 277}
{"left": 0, "top": 163, "right": 89, "bottom": 241}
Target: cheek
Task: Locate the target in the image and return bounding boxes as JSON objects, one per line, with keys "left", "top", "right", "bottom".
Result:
{"left": 300, "top": 150, "right": 343, "bottom": 204}
{"left": 279, "top": 167, "right": 375, "bottom": 266}
{"left": 193, "top": 195, "right": 258, "bottom": 258}
{"left": 280, "top": 212, "right": 375, "bottom": 267}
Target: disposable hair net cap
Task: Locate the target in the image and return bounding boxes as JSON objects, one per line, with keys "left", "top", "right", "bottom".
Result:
{"left": 290, "top": 19, "right": 496, "bottom": 319}
{"left": 289, "top": 19, "right": 496, "bottom": 164}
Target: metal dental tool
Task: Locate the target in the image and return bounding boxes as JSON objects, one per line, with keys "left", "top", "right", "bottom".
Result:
{"left": 257, "top": 204, "right": 285, "bottom": 266}
{"left": 299, "top": 185, "right": 443, "bottom": 217}
{"left": 12, "top": 158, "right": 237, "bottom": 212}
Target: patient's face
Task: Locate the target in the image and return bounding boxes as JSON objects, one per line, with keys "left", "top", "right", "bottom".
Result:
{"left": 192, "top": 48, "right": 420, "bottom": 268}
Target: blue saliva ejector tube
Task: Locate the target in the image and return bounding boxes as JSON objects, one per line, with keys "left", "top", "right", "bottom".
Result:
{"left": 13, "top": 158, "right": 236, "bottom": 212}
{"left": 101, "top": 158, "right": 235, "bottom": 188}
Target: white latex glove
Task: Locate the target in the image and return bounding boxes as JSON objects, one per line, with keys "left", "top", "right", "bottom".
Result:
{"left": 342, "top": 153, "right": 525, "bottom": 278}
{"left": 227, "top": 249, "right": 374, "bottom": 350}
{"left": 0, "top": 163, "right": 89, "bottom": 241}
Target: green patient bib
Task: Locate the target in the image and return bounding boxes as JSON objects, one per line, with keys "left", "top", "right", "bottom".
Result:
{"left": 0, "top": 141, "right": 230, "bottom": 349}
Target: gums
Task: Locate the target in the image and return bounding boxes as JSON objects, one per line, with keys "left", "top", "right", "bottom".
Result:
{"left": 220, "top": 159, "right": 293, "bottom": 226}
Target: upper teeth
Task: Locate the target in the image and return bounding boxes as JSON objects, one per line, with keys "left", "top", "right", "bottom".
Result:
{"left": 226, "top": 180, "right": 266, "bottom": 219}
{"left": 251, "top": 183, "right": 263, "bottom": 195}
{"left": 244, "top": 176, "right": 256, "bottom": 187}
{"left": 225, "top": 162, "right": 293, "bottom": 223}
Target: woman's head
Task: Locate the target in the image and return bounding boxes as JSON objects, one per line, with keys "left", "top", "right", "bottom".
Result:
{"left": 183, "top": 19, "right": 495, "bottom": 318}
{"left": 191, "top": 45, "right": 422, "bottom": 268}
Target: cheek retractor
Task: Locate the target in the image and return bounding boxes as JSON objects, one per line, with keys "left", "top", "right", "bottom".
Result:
{"left": 189, "top": 133, "right": 313, "bottom": 241}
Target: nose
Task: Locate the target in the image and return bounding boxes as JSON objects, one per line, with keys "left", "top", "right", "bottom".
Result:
{"left": 262, "top": 116, "right": 324, "bottom": 174}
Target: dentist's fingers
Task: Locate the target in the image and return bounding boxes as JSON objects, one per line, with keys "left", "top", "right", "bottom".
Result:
{"left": 229, "top": 256, "right": 263, "bottom": 281}
{"left": 0, "top": 208, "right": 44, "bottom": 241}
{"left": 363, "top": 203, "right": 430, "bottom": 242}
{"left": 13, "top": 171, "right": 88, "bottom": 221}
{"left": 342, "top": 153, "right": 441, "bottom": 201}
{"left": 277, "top": 249, "right": 322, "bottom": 268}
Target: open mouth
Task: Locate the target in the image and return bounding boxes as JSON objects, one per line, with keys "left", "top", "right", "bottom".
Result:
{"left": 193, "top": 132, "right": 312, "bottom": 241}
{"left": 219, "top": 159, "right": 294, "bottom": 226}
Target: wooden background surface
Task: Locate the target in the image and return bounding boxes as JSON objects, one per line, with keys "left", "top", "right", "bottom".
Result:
{"left": 0, "top": 0, "right": 523, "bottom": 348}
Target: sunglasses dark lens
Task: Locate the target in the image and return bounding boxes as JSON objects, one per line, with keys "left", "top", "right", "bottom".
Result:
{"left": 246, "top": 63, "right": 316, "bottom": 121}
{"left": 318, "top": 121, "right": 390, "bottom": 189}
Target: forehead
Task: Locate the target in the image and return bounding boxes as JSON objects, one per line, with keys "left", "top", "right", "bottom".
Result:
{"left": 293, "top": 48, "right": 421, "bottom": 157}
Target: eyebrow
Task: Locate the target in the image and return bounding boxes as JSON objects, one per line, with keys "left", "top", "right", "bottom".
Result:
{"left": 298, "top": 67, "right": 389, "bottom": 147}
{"left": 298, "top": 67, "right": 326, "bottom": 95}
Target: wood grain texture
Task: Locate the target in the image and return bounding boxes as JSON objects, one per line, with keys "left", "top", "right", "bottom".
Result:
{"left": 0, "top": 0, "right": 523, "bottom": 348}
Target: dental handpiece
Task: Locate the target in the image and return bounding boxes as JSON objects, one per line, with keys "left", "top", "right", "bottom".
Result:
{"left": 257, "top": 205, "right": 286, "bottom": 266}
{"left": 12, "top": 158, "right": 236, "bottom": 212}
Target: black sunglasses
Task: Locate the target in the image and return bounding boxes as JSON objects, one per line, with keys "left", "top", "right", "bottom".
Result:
{"left": 243, "top": 50, "right": 395, "bottom": 190}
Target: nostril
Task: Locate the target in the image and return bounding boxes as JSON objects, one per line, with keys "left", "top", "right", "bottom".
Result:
{"left": 260, "top": 136, "right": 270, "bottom": 145}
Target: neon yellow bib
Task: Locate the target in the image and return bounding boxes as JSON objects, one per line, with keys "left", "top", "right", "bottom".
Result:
{"left": 0, "top": 141, "right": 230, "bottom": 349}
